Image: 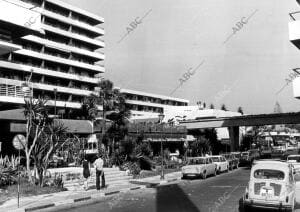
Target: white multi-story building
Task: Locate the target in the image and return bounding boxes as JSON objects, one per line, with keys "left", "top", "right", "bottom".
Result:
{"left": 121, "top": 88, "right": 188, "bottom": 119}
{"left": 0, "top": 0, "right": 104, "bottom": 113}
{"left": 0, "top": 0, "right": 189, "bottom": 118}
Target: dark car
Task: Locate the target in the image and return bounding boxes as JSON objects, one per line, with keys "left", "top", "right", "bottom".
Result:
{"left": 222, "top": 154, "right": 239, "bottom": 170}
{"left": 239, "top": 149, "right": 260, "bottom": 166}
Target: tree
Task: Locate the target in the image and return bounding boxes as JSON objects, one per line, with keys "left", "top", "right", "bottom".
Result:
{"left": 23, "top": 98, "right": 49, "bottom": 183}
{"left": 210, "top": 104, "right": 215, "bottom": 109}
{"left": 273, "top": 101, "right": 283, "bottom": 113}
{"left": 31, "top": 121, "right": 68, "bottom": 186}
{"left": 221, "top": 104, "right": 227, "bottom": 111}
{"left": 237, "top": 106, "right": 244, "bottom": 115}
{"left": 90, "top": 79, "right": 131, "bottom": 161}
{"left": 190, "top": 136, "right": 211, "bottom": 156}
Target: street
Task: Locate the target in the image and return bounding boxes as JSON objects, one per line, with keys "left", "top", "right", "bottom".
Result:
{"left": 56, "top": 168, "right": 251, "bottom": 212}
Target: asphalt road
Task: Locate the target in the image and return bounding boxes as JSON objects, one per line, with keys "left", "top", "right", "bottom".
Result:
{"left": 57, "top": 167, "right": 252, "bottom": 212}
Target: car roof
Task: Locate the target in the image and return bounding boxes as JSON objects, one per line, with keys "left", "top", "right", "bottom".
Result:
{"left": 287, "top": 155, "right": 300, "bottom": 157}
{"left": 252, "top": 160, "right": 290, "bottom": 172}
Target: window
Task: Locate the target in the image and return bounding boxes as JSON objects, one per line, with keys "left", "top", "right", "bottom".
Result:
{"left": 254, "top": 169, "right": 285, "bottom": 180}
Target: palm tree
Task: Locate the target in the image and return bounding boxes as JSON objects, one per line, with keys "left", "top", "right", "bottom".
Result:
{"left": 221, "top": 104, "right": 227, "bottom": 111}
{"left": 94, "top": 79, "right": 131, "bottom": 161}
{"left": 237, "top": 106, "right": 244, "bottom": 115}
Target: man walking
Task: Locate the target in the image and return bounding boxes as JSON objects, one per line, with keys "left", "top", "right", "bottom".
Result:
{"left": 94, "top": 155, "right": 105, "bottom": 190}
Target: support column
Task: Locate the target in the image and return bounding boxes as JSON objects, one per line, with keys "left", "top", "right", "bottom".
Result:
{"left": 229, "top": 126, "right": 239, "bottom": 152}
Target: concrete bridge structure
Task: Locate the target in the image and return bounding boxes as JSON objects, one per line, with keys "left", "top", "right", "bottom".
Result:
{"left": 179, "top": 112, "right": 300, "bottom": 151}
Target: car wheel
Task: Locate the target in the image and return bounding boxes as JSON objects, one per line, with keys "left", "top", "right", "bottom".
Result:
{"left": 202, "top": 171, "right": 207, "bottom": 179}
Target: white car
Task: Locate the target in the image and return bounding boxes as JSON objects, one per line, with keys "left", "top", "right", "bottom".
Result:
{"left": 209, "top": 156, "right": 229, "bottom": 174}
{"left": 242, "top": 160, "right": 296, "bottom": 212}
{"left": 182, "top": 157, "right": 216, "bottom": 179}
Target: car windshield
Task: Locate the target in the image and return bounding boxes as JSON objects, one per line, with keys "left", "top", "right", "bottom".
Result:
{"left": 211, "top": 157, "right": 220, "bottom": 162}
{"left": 287, "top": 156, "right": 300, "bottom": 162}
{"left": 187, "top": 158, "right": 206, "bottom": 165}
{"left": 196, "top": 159, "right": 206, "bottom": 164}
{"left": 254, "top": 169, "right": 285, "bottom": 180}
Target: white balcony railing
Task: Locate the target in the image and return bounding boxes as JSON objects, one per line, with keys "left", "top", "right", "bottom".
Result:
{"left": 0, "top": 83, "right": 32, "bottom": 98}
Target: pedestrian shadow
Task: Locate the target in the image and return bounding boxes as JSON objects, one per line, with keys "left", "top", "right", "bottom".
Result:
{"left": 156, "top": 184, "right": 200, "bottom": 212}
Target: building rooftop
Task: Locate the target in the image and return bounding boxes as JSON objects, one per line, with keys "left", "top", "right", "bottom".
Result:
{"left": 46, "top": 0, "right": 104, "bottom": 24}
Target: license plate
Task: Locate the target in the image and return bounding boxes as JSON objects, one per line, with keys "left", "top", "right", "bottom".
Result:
{"left": 262, "top": 192, "right": 273, "bottom": 199}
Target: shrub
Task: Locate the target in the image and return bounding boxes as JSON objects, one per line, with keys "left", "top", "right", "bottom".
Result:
{"left": 120, "top": 162, "right": 141, "bottom": 176}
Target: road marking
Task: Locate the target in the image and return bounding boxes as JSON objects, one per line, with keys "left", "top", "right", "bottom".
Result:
{"left": 210, "top": 186, "right": 233, "bottom": 188}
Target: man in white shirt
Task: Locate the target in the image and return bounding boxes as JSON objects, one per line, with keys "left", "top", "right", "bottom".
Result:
{"left": 94, "top": 155, "right": 105, "bottom": 190}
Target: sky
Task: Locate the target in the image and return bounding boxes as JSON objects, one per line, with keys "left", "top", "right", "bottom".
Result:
{"left": 63, "top": 0, "right": 300, "bottom": 115}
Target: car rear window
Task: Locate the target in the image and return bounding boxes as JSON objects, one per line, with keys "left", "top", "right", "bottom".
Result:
{"left": 211, "top": 157, "right": 220, "bottom": 162}
{"left": 254, "top": 169, "right": 285, "bottom": 180}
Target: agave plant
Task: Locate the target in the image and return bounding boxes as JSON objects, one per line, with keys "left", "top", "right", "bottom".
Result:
{"left": 0, "top": 155, "right": 20, "bottom": 169}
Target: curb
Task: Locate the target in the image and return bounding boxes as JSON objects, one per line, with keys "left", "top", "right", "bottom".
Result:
{"left": 130, "top": 176, "right": 182, "bottom": 188}
{"left": 7, "top": 186, "right": 146, "bottom": 212}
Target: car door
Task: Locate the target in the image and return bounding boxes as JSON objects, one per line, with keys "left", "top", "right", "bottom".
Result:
{"left": 208, "top": 158, "right": 214, "bottom": 174}
{"left": 221, "top": 156, "right": 226, "bottom": 171}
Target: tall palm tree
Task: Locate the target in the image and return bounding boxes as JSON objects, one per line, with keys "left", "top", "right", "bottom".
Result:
{"left": 95, "top": 79, "right": 131, "bottom": 158}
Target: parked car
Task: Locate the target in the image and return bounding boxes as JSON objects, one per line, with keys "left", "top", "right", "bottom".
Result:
{"left": 241, "top": 160, "right": 296, "bottom": 212}
{"left": 209, "top": 155, "right": 229, "bottom": 174}
{"left": 181, "top": 157, "right": 216, "bottom": 179}
{"left": 222, "top": 153, "right": 239, "bottom": 170}
{"left": 231, "top": 152, "right": 241, "bottom": 160}
{"left": 240, "top": 150, "right": 260, "bottom": 166}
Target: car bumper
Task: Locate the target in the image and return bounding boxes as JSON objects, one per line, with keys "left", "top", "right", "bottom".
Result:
{"left": 244, "top": 199, "right": 292, "bottom": 210}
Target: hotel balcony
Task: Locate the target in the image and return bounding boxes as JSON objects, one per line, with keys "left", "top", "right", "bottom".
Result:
{"left": 0, "top": 0, "right": 42, "bottom": 33}
{"left": 0, "top": 78, "right": 93, "bottom": 96}
{"left": 14, "top": 49, "right": 105, "bottom": 73}
{"left": 38, "top": 8, "right": 104, "bottom": 36}
{"left": 0, "top": 60, "right": 99, "bottom": 84}
{"left": 0, "top": 82, "right": 82, "bottom": 109}
{"left": 0, "top": 40, "right": 22, "bottom": 56}
{"left": 22, "top": 35, "right": 104, "bottom": 61}
{"left": 42, "top": 24, "right": 104, "bottom": 49}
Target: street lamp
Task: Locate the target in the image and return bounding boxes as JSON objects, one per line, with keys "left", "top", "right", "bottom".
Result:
{"left": 158, "top": 113, "right": 165, "bottom": 180}
{"left": 54, "top": 88, "right": 57, "bottom": 117}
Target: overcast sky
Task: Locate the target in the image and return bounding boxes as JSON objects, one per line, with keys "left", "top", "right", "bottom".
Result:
{"left": 63, "top": 0, "right": 300, "bottom": 114}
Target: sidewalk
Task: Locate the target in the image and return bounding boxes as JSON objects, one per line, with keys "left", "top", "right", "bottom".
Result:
{"left": 0, "top": 183, "right": 145, "bottom": 212}
{"left": 0, "top": 172, "right": 182, "bottom": 212}
{"left": 130, "top": 171, "right": 182, "bottom": 187}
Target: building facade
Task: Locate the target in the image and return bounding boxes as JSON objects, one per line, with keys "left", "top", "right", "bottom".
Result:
{"left": 121, "top": 88, "right": 189, "bottom": 119}
{"left": 0, "top": 0, "right": 189, "bottom": 119}
{"left": 0, "top": 0, "right": 105, "bottom": 114}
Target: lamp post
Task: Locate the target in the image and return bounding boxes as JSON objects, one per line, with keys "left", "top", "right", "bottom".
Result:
{"left": 54, "top": 88, "right": 57, "bottom": 117}
{"left": 158, "top": 113, "right": 165, "bottom": 180}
